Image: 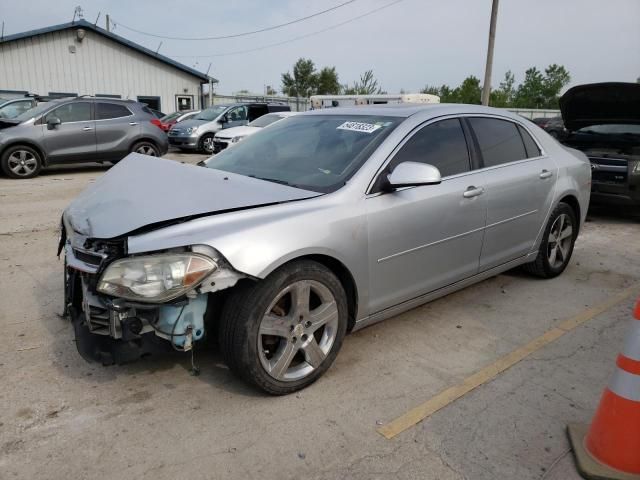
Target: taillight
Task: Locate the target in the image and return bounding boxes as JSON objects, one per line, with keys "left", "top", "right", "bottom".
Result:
{"left": 150, "top": 118, "right": 162, "bottom": 129}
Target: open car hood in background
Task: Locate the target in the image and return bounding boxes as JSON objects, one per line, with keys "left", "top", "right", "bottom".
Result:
{"left": 560, "top": 82, "right": 640, "bottom": 131}
{"left": 64, "top": 154, "right": 321, "bottom": 239}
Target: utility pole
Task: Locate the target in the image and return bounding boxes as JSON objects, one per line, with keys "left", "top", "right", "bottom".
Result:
{"left": 106, "top": 14, "right": 110, "bottom": 32}
{"left": 481, "top": 0, "right": 499, "bottom": 106}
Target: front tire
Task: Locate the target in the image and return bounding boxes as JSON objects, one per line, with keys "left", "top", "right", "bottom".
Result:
{"left": 1, "top": 145, "right": 42, "bottom": 179}
{"left": 219, "top": 260, "right": 348, "bottom": 395}
{"left": 199, "top": 134, "right": 215, "bottom": 154}
{"left": 524, "top": 202, "right": 577, "bottom": 278}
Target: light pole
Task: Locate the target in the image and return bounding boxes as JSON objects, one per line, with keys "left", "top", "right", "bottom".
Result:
{"left": 481, "top": 0, "right": 499, "bottom": 106}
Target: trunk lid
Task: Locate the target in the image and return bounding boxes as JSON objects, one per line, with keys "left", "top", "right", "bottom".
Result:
{"left": 64, "top": 153, "right": 321, "bottom": 239}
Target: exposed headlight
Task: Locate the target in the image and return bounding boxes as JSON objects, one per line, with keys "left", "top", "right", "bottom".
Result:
{"left": 231, "top": 135, "right": 246, "bottom": 144}
{"left": 97, "top": 253, "right": 217, "bottom": 302}
{"left": 186, "top": 126, "right": 198, "bottom": 135}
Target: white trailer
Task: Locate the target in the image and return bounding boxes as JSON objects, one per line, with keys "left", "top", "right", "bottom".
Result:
{"left": 310, "top": 93, "right": 440, "bottom": 109}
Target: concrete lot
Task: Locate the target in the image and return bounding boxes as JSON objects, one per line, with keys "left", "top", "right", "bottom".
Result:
{"left": 1, "top": 151, "right": 639, "bottom": 480}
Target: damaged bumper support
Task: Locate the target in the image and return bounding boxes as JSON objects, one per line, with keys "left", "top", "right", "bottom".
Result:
{"left": 64, "top": 236, "right": 245, "bottom": 365}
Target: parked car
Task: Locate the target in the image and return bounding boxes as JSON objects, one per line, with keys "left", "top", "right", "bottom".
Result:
{"left": 0, "top": 97, "right": 168, "bottom": 179}
{"left": 158, "top": 110, "right": 200, "bottom": 132}
{"left": 0, "top": 96, "right": 38, "bottom": 119}
{"left": 61, "top": 104, "right": 590, "bottom": 394}
{"left": 559, "top": 82, "right": 640, "bottom": 209}
{"left": 532, "top": 116, "right": 565, "bottom": 138}
{"left": 168, "top": 102, "right": 290, "bottom": 154}
{"left": 212, "top": 111, "right": 298, "bottom": 153}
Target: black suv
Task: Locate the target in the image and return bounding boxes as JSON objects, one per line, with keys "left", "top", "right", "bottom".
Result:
{"left": 559, "top": 82, "right": 640, "bottom": 209}
{"left": 0, "top": 97, "right": 169, "bottom": 179}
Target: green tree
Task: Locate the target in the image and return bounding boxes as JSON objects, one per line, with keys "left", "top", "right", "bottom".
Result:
{"left": 514, "top": 67, "right": 545, "bottom": 108}
{"left": 490, "top": 70, "right": 516, "bottom": 107}
{"left": 541, "top": 64, "right": 570, "bottom": 108}
{"left": 420, "top": 85, "right": 440, "bottom": 96}
{"left": 344, "top": 70, "right": 383, "bottom": 95}
{"left": 281, "top": 58, "right": 317, "bottom": 97}
{"left": 316, "top": 66, "right": 341, "bottom": 95}
{"left": 456, "top": 76, "right": 482, "bottom": 104}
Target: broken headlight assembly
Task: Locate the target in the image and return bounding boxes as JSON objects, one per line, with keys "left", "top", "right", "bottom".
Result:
{"left": 97, "top": 253, "right": 217, "bottom": 303}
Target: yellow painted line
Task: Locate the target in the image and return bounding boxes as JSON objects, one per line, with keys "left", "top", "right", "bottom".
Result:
{"left": 377, "top": 283, "right": 640, "bottom": 440}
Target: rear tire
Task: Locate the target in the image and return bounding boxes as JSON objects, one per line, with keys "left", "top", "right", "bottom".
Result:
{"left": 219, "top": 260, "right": 348, "bottom": 395}
{"left": 130, "top": 141, "right": 159, "bottom": 157}
{"left": 523, "top": 202, "right": 577, "bottom": 278}
{"left": 1, "top": 145, "right": 42, "bottom": 179}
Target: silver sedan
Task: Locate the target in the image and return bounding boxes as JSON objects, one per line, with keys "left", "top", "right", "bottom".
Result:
{"left": 61, "top": 104, "right": 591, "bottom": 394}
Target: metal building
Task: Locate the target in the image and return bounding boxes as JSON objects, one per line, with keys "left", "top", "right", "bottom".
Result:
{"left": 0, "top": 19, "right": 215, "bottom": 114}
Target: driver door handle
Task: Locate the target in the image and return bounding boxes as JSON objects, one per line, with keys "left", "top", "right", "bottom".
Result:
{"left": 539, "top": 169, "right": 553, "bottom": 179}
{"left": 463, "top": 186, "right": 485, "bottom": 198}
{"left": 82, "top": 126, "right": 93, "bottom": 131}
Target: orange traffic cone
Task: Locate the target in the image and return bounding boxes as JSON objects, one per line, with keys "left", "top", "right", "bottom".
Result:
{"left": 567, "top": 297, "right": 640, "bottom": 480}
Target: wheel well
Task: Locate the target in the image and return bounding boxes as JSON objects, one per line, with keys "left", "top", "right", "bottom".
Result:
{"left": 302, "top": 254, "right": 359, "bottom": 332}
{"left": 559, "top": 195, "right": 581, "bottom": 233}
{"left": 1, "top": 141, "right": 47, "bottom": 165}
{"left": 130, "top": 138, "right": 159, "bottom": 151}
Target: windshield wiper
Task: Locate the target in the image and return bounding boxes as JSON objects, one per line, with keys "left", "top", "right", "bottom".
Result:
{"left": 249, "top": 175, "right": 294, "bottom": 187}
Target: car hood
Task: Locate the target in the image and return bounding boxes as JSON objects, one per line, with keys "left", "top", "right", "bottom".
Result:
{"left": 170, "top": 118, "right": 210, "bottom": 130}
{"left": 64, "top": 153, "right": 322, "bottom": 239}
{"left": 560, "top": 82, "right": 640, "bottom": 131}
{"left": 215, "top": 125, "right": 260, "bottom": 138}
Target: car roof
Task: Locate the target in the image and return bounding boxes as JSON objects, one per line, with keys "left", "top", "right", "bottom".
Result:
{"left": 301, "top": 103, "right": 525, "bottom": 120}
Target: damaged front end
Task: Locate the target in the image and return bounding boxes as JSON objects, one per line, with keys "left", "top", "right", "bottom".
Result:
{"left": 60, "top": 217, "right": 246, "bottom": 365}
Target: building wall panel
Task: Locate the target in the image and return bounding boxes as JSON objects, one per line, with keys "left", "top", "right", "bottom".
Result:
{"left": 0, "top": 28, "right": 203, "bottom": 112}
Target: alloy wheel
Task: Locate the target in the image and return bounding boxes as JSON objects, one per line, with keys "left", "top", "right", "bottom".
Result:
{"left": 258, "top": 280, "right": 339, "bottom": 382}
{"left": 202, "top": 136, "right": 214, "bottom": 153}
{"left": 7, "top": 150, "right": 38, "bottom": 177}
{"left": 547, "top": 213, "right": 573, "bottom": 269}
{"left": 135, "top": 144, "right": 157, "bottom": 156}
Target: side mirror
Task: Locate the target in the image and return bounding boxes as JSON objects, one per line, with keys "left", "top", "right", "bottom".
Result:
{"left": 387, "top": 162, "right": 442, "bottom": 189}
{"left": 47, "top": 116, "right": 61, "bottom": 130}
{"left": 219, "top": 114, "right": 228, "bottom": 124}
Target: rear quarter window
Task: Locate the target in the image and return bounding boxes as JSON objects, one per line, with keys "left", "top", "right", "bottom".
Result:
{"left": 517, "top": 125, "right": 541, "bottom": 158}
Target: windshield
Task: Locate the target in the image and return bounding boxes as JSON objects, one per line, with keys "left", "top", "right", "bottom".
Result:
{"left": 160, "top": 112, "right": 182, "bottom": 123}
{"left": 204, "top": 114, "right": 401, "bottom": 193}
{"left": 249, "top": 113, "right": 285, "bottom": 128}
{"left": 12, "top": 102, "right": 52, "bottom": 123}
{"left": 577, "top": 124, "right": 640, "bottom": 135}
{"left": 195, "top": 105, "right": 229, "bottom": 121}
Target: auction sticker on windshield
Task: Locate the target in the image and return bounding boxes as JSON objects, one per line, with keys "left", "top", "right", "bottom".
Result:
{"left": 337, "top": 121, "right": 382, "bottom": 134}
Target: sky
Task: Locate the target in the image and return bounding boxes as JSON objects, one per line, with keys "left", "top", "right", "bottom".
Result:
{"left": 2, "top": 0, "right": 639, "bottom": 95}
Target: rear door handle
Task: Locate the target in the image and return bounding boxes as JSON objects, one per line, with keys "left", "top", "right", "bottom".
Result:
{"left": 82, "top": 126, "right": 93, "bottom": 131}
{"left": 463, "top": 186, "right": 485, "bottom": 198}
{"left": 539, "top": 169, "right": 553, "bottom": 179}
{"left": 129, "top": 122, "right": 138, "bottom": 126}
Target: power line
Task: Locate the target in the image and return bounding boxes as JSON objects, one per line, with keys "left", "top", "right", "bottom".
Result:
{"left": 168, "top": 0, "right": 404, "bottom": 59}
{"left": 112, "top": 0, "right": 357, "bottom": 41}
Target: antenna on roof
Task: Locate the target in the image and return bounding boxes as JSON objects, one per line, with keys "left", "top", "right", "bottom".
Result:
{"left": 72, "top": 6, "right": 84, "bottom": 23}
{"left": 94, "top": 12, "right": 101, "bottom": 27}
{"left": 1, "top": 21, "right": 4, "bottom": 41}
{"left": 155, "top": 41, "right": 163, "bottom": 54}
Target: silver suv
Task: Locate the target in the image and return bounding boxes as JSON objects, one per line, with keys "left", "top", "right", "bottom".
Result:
{"left": 168, "top": 102, "right": 290, "bottom": 153}
{"left": 0, "top": 97, "right": 168, "bottom": 179}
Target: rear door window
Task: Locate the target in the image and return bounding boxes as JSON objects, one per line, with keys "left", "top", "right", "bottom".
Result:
{"left": 517, "top": 125, "right": 541, "bottom": 158}
{"left": 468, "top": 118, "right": 527, "bottom": 167}
{"left": 46, "top": 102, "right": 92, "bottom": 123}
{"left": 96, "top": 103, "right": 131, "bottom": 120}
{"left": 390, "top": 118, "right": 471, "bottom": 177}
